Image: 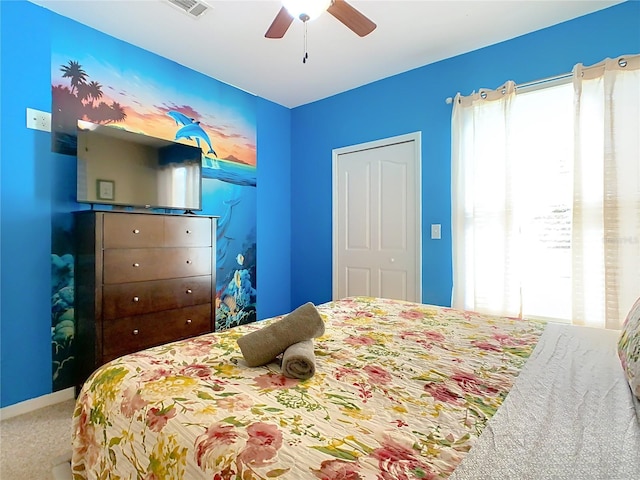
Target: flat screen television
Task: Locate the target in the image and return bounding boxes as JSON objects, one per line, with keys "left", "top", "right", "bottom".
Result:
{"left": 76, "top": 120, "right": 203, "bottom": 212}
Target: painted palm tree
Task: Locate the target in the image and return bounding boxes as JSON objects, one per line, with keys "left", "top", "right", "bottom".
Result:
{"left": 77, "top": 80, "right": 104, "bottom": 106}
{"left": 91, "top": 102, "right": 112, "bottom": 123}
{"left": 109, "top": 102, "right": 127, "bottom": 123}
{"left": 96, "top": 101, "right": 127, "bottom": 124}
{"left": 52, "top": 85, "right": 85, "bottom": 125}
{"left": 60, "top": 60, "right": 88, "bottom": 94}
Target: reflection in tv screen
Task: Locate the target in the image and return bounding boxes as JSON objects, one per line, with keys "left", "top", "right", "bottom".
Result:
{"left": 76, "top": 121, "right": 203, "bottom": 211}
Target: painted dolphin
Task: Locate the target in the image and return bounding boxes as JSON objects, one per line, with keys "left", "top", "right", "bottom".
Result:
{"left": 167, "top": 110, "right": 197, "bottom": 126}
{"left": 217, "top": 196, "right": 242, "bottom": 237}
{"left": 175, "top": 123, "right": 217, "bottom": 156}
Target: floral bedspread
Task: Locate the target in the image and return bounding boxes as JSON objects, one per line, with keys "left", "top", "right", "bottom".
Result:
{"left": 72, "top": 297, "right": 545, "bottom": 480}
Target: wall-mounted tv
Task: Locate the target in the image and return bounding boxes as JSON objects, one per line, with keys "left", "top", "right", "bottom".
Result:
{"left": 76, "top": 120, "right": 203, "bottom": 212}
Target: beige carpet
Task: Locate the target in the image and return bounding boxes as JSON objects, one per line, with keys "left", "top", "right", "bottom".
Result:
{"left": 0, "top": 398, "right": 75, "bottom": 480}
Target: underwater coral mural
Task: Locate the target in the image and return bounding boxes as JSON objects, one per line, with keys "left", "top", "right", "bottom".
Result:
{"left": 50, "top": 17, "right": 258, "bottom": 392}
{"left": 52, "top": 253, "right": 75, "bottom": 389}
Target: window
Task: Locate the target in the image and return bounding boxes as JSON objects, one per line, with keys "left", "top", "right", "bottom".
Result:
{"left": 512, "top": 83, "right": 574, "bottom": 321}
{"left": 451, "top": 56, "right": 640, "bottom": 329}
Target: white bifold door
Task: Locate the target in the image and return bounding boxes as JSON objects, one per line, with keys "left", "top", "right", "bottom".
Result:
{"left": 333, "top": 132, "right": 422, "bottom": 302}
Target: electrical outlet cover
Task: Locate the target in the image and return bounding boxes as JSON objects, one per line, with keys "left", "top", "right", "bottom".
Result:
{"left": 26, "top": 108, "right": 52, "bottom": 132}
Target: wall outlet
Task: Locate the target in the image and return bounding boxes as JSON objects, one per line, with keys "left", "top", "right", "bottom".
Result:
{"left": 26, "top": 108, "right": 51, "bottom": 132}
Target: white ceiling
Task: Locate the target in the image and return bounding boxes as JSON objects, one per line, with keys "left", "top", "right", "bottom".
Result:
{"left": 30, "top": 0, "right": 622, "bottom": 108}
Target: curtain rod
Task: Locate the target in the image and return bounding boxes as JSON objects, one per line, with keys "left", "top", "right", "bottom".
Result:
{"left": 445, "top": 71, "right": 573, "bottom": 104}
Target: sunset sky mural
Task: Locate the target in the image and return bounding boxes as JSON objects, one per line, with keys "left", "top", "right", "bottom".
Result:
{"left": 50, "top": 21, "right": 256, "bottom": 166}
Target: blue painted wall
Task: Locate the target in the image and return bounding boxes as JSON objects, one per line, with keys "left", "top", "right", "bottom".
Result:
{"left": 289, "top": 1, "right": 640, "bottom": 309}
{"left": 1, "top": 1, "right": 56, "bottom": 408}
{"left": 256, "top": 97, "right": 292, "bottom": 319}
{"left": 0, "top": 0, "right": 292, "bottom": 408}
{"left": 1, "top": 0, "right": 638, "bottom": 408}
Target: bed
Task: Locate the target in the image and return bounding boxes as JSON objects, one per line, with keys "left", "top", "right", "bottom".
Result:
{"left": 71, "top": 296, "right": 640, "bottom": 479}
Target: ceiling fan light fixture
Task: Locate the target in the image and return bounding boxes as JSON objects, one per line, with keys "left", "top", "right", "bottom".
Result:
{"left": 282, "top": 0, "right": 331, "bottom": 21}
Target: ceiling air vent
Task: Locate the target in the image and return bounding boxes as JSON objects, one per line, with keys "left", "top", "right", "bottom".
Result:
{"left": 165, "top": 0, "right": 210, "bottom": 18}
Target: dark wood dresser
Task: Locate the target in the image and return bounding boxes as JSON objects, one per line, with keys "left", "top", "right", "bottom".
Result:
{"left": 74, "top": 210, "right": 217, "bottom": 387}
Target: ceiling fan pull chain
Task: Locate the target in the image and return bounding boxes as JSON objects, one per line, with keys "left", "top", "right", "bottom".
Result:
{"left": 303, "top": 20, "right": 309, "bottom": 63}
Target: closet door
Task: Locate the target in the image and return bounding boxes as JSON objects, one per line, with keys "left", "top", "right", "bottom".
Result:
{"left": 333, "top": 132, "right": 422, "bottom": 302}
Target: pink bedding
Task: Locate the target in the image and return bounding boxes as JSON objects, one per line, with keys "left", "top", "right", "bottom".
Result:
{"left": 72, "top": 296, "right": 544, "bottom": 479}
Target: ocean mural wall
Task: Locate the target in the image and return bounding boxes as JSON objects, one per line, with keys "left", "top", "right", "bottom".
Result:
{"left": 49, "top": 16, "right": 258, "bottom": 391}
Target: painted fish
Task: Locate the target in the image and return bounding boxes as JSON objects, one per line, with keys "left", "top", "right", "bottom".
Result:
{"left": 236, "top": 253, "right": 244, "bottom": 266}
{"left": 222, "top": 294, "right": 237, "bottom": 314}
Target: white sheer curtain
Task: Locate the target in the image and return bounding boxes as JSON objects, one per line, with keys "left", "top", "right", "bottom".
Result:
{"left": 451, "top": 81, "right": 523, "bottom": 317}
{"left": 572, "top": 56, "right": 640, "bottom": 329}
{"left": 451, "top": 54, "right": 640, "bottom": 329}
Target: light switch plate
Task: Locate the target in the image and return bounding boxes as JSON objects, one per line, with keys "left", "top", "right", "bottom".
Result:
{"left": 431, "top": 224, "right": 441, "bottom": 240}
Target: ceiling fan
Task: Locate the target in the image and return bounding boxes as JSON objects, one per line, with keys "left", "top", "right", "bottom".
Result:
{"left": 265, "top": 0, "right": 377, "bottom": 39}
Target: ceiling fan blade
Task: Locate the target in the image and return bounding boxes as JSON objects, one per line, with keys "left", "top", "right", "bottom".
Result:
{"left": 265, "top": 6, "right": 294, "bottom": 39}
{"left": 327, "top": 0, "right": 376, "bottom": 37}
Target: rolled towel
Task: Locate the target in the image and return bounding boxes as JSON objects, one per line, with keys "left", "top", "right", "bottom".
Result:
{"left": 237, "top": 302, "right": 325, "bottom": 367}
{"left": 281, "top": 339, "right": 316, "bottom": 379}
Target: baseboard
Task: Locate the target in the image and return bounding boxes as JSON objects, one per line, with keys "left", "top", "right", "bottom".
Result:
{"left": 0, "top": 387, "right": 75, "bottom": 421}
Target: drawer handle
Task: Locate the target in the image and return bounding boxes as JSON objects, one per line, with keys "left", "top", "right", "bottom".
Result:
{"left": 132, "top": 296, "right": 139, "bottom": 302}
{"left": 186, "top": 319, "right": 192, "bottom": 325}
{"left": 133, "top": 229, "right": 140, "bottom": 234}
{"left": 186, "top": 259, "right": 192, "bottom": 264}
{"left": 133, "top": 263, "right": 140, "bottom": 268}
{"left": 186, "top": 289, "right": 193, "bottom": 294}
{"left": 132, "top": 329, "right": 139, "bottom": 335}
{"left": 186, "top": 229, "right": 192, "bottom": 234}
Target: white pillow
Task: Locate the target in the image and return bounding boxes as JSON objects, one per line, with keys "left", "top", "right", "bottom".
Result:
{"left": 618, "top": 297, "right": 640, "bottom": 400}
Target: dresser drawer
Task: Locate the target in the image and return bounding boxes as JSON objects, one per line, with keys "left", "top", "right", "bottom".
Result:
{"left": 103, "top": 247, "right": 212, "bottom": 284}
{"left": 102, "top": 304, "right": 212, "bottom": 360}
{"left": 102, "top": 275, "right": 212, "bottom": 320}
{"left": 74, "top": 211, "right": 218, "bottom": 390}
{"left": 164, "top": 216, "right": 212, "bottom": 247}
{"left": 103, "top": 213, "right": 164, "bottom": 249}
